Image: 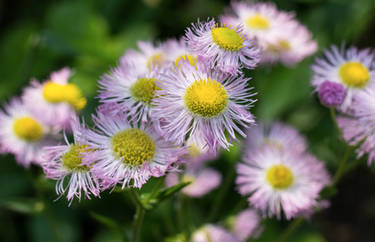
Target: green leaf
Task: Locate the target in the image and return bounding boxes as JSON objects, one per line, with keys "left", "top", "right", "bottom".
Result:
{"left": 90, "top": 211, "right": 122, "bottom": 232}
{"left": 0, "top": 198, "right": 44, "bottom": 214}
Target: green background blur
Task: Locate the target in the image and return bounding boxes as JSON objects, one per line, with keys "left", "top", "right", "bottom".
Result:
{"left": 1, "top": 0, "right": 375, "bottom": 241}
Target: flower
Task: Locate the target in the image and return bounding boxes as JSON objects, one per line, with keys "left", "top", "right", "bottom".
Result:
{"left": 231, "top": 209, "right": 263, "bottom": 241}
{"left": 22, "top": 68, "right": 86, "bottom": 131}
{"left": 120, "top": 41, "right": 169, "bottom": 73}
{"left": 98, "top": 63, "right": 163, "bottom": 122}
{"left": 236, "top": 147, "right": 330, "bottom": 219}
{"left": 163, "top": 38, "right": 198, "bottom": 68}
{"left": 318, "top": 81, "right": 347, "bottom": 107}
{"left": 0, "top": 98, "right": 56, "bottom": 167}
{"left": 191, "top": 224, "right": 240, "bottom": 242}
{"left": 41, "top": 116, "right": 100, "bottom": 204}
{"left": 244, "top": 122, "right": 307, "bottom": 155}
{"left": 86, "top": 111, "right": 182, "bottom": 189}
{"left": 312, "top": 45, "right": 375, "bottom": 111}
{"left": 338, "top": 86, "right": 375, "bottom": 165}
{"left": 185, "top": 19, "right": 260, "bottom": 75}
{"left": 221, "top": 1, "right": 316, "bottom": 65}
{"left": 153, "top": 58, "right": 256, "bottom": 150}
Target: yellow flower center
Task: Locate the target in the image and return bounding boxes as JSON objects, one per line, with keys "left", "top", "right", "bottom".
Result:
{"left": 188, "top": 144, "right": 201, "bottom": 158}
{"left": 130, "top": 78, "right": 160, "bottom": 105}
{"left": 339, "top": 62, "right": 370, "bottom": 88}
{"left": 211, "top": 26, "right": 244, "bottom": 51}
{"left": 111, "top": 128, "right": 156, "bottom": 166}
{"left": 184, "top": 78, "right": 228, "bottom": 118}
{"left": 147, "top": 53, "right": 165, "bottom": 70}
{"left": 175, "top": 54, "right": 197, "bottom": 68}
{"left": 42, "top": 82, "right": 86, "bottom": 110}
{"left": 62, "top": 144, "right": 91, "bottom": 171}
{"left": 246, "top": 14, "right": 270, "bottom": 30}
{"left": 181, "top": 175, "right": 196, "bottom": 184}
{"left": 13, "top": 117, "right": 43, "bottom": 142}
{"left": 266, "top": 164, "right": 294, "bottom": 189}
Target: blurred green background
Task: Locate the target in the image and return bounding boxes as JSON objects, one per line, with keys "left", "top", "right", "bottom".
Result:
{"left": 1, "top": 0, "right": 375, "bottom": 241}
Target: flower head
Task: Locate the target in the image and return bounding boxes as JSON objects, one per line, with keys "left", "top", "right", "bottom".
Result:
{"left": 86, "top": 111, "right": 182, "bottom": 189}
{"left": 236, "top": 147, "right": 330, "bottom": 219}
{"left": 153, "top": 58, "right": 255, "bottom": 150}
{"left": 312, "top": 45, "right": 375, "bottom": 111}
{"left": 318, "top": 81, "right": 347, "bottom": 107}
{"left": 191, "top": 224, "right": 240, "bottom": 242}
{"left": 22, "top": 68, "right": 86, "bottom": 131}
{"left": 98, "top": 63, "right": 163, "bottom": 122}
{"left": 0, "top": 98, "right": 56, "bottom": 167}
{"left": 185, "top": 19, "right": 260, "bottom": 75}
{"left": 231, "top": 209, "right": 263, "bottom": 241}
{"left": 41, "top": 116, "right": 100, "bottom": 204}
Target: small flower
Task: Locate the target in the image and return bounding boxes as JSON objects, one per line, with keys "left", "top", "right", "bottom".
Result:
{"left": 191, "top": 224, "right": 240, "bottom": 242}
{"left": 22, "top": 68, "right": 86, "bottom": 131}
{"left": 318, "top": 81, "right": 346, "bottom": 107}
{"left": 244, "top": 122, "right": 307, "bottom": 155}
{"left": 236, "top": 147, "right": 330, "bottom": 220}
{"left": 120, "top": 41, "right": 169, "bottom": 73}
{"left": 163, "top": 38, "right": 198, "bottom": 68}
{"left": 312, "top": 45, "right": 375, "bottom": 111}
{"left": 86, "top": 111, "right": 182, "bottom": 189}
{"left": 185, "top": 19, "right": 260, "bottom": 75}
{"left": 0, "top": 98, "right": 56, "bottom": 167}
{"left": 231, "top": 209, "right": 263, "bottom": 241}
{"left": 98, "top": 63, "right": 163, "bottom": 122}
{"left": 221, "top": 1, "right": 316, "bottom": 65}
{"left": 338, "top": 86, "right": 375, "bottom": 165}
{"left": 153, "top": 58, "right": 256, "bottom": 150}
{"left": 41, "top": 117, "right": 100, "bottom": 204}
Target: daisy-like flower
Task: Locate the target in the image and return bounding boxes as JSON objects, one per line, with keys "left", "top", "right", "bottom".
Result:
{"left": 230, "top": 209, "right": 263, "bottom": 241}
{"left": 221, "top": 1, "right": 316, "bottom": 66}
{"left": 312, "top": 45, "right": 375, "bottom": 111}
{"left": 153, "top": 58, "right": 256, "bottom": 150}
{"left": 163, "top": 38, "right": 198, "bottom": 68}
{"left": 86, "top": 111, "right": 182, "bottom": 189}
{"left": 244, "top": 122, "right": 307, "bottom": 155}
{"left": 236, "top": 147, "right": 330, "bottom": 220}
{"left": 0, "top": 98, "right": 56, "bottom": 167}
{"left": 191, "top": 224, "right": 240, "bottom": 242}
{"left": 338, "top": 86, "right": 375, "bottom": 165}
{"left": 165, "top": 132, "right": 221, "bottom": 198}
{"left": 120, "top": 41, "right": 169, "bottom": 74}
{"left": 98, "top": 63, "right": 163, "bottom": 122}
{"left": 41, "top": 116, "right": 100, "bottom": 204}
{"left": 22, "top": 68, "right": 86, "bottom": 131}
{"left": 185, "top": 19, "right": 260, "bottom": 75}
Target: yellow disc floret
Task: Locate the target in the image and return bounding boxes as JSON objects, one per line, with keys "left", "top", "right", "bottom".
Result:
{"left": 62, "top": 144, "right": 91, "bottom": 171}
{"left": 175, "top": 54, "right": 197, "bottom": 68}
{"left": 246, "top": 14, "right": 270, "bottom": 30}
{"left": 339, "top": 61, "right": 370, "bottom": 88}
{"left": 111, "top": 128, "right": 156, "bottom": 166}
{"left": 184, "top": 78, "right": 228, "bottom": 118}
{"left": 211, "top": 26, "right": 244, "bottom": 51}
{"left": 13, "top": 117, "right": 43, "bottom": 142}
{"left": 42, "top": 82, "right": 86, "bottom": 110}
{"left": 266, "top": 164, "right": 294, "bottom": 189}
{"left": 147, "top": 53, "right": 165, "bottom": 70}
{"left": 130, "top": 78, "right": 160, "bottom": 105}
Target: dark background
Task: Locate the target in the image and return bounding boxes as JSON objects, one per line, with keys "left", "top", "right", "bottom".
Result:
{"left": 1, "top": 0, "right": 375, "bottom": 241}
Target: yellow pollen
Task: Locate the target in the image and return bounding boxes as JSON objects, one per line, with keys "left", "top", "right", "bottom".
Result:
{"left": 42, "top": 82, "right": 86, "bottom": 110}
{"left": 175, "top": 54, "right": 197, "bottom": 68}
{"left": 266, "top": 165, "right": 294, "bottom": 189}
{"left": 13, "top": 117, "right": 43, "bottom": 142}
{"left": 246, "top": 14, "right": 270, "bottom": 30}
{"left": 147, "top": 53, "right": 165, "bottom": 70}
{"left": 62, "top": 144, "right": 91, "bottom": 171}
{"left": 211, "top": 26, "right": 244, "bottom": 51}
{"left": 188, "top": 144, "right": 201, "bottom": 158}
{"left": 339, "top": 62, "right": 370, "bottom": 88}
{"left": 184, "top": 78, "right": 228, "bottom": 118}
{"left": 278, "top": 40, "right": 291, "bottom": 50}
{"left": 181, "top": 175, "right": 196, "bottom": 184}
{"left": 111, "top": 128, "right": 156, "bottom": 166}
{"left": 130, "top": 78, "right": 160, "bottom": 105}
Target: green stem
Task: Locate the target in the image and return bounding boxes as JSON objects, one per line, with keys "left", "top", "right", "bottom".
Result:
{"left": 329, "top": 107, "right": 341, "bottom": 138}
{"left": 278, "top": 217, "right": 304, "bottom": 242}
{"left": 332, "top": 145, "right": 352, "bottom": 185}
{"left": 129, "top": 190, "right": 145, "bottom": 242}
